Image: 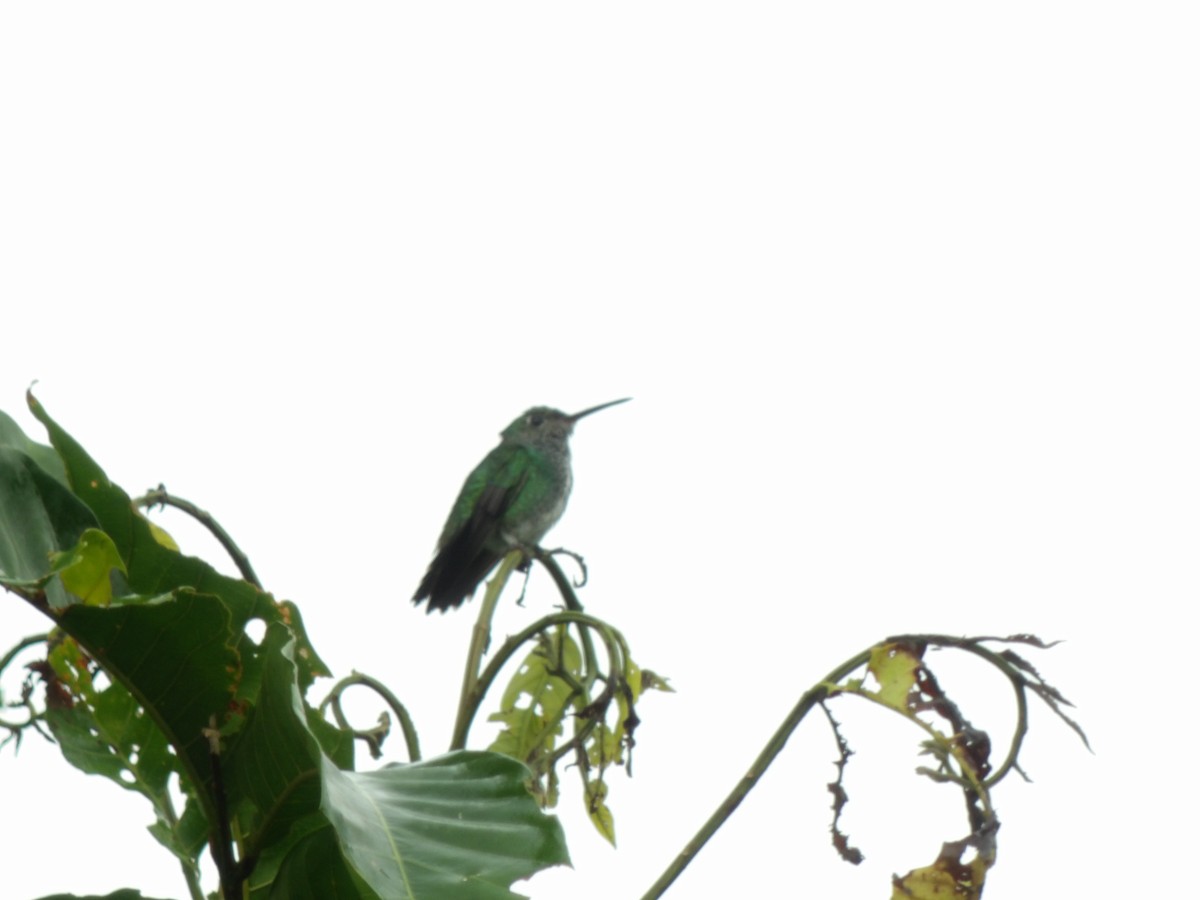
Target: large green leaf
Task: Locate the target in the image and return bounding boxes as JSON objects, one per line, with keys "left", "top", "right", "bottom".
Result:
{"left": 253, "top": 818, "right": 378, "bottom": 900}
{"left": 23, "top": 392, "right": 330, "bottom": 687}
{"left": 59, "top": 590, "right": 241, "bottom": 802}
{"left": 26, "top": 392, "right": 277, "bottom": 630}
{"left": 48, "top": 688, "right": 173, "bottom": 796}
{"left": 323, "top": 752, "right": 570, "bottom": 900}
{"left": 231, "top": 627, "right": 567, "bottom": 899}
{"left": 43, "top": 648, "right": 200, "bottom": 870}
{"left": 0, "top": 407, "right": 68, "bottom": 485}
{"left": 0, "top": 447, "right": 97, "bottom": 607}
{"left": 226, "top": 622, "right": 328, "bottom": 852}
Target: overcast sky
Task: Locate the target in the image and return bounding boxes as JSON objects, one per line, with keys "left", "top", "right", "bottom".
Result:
{"left": 2, "top": 4, "right": 1197, "bottom": 899}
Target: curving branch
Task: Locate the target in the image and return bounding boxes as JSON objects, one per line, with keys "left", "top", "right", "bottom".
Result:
{"left": 133, "top": 485, "right": 262, "bottom": 588}
{"left": 0, "top": 633, "right": 53, "bottom": 751}
{"left": 641, "top": 634, "right": 1086, "bottom": 900}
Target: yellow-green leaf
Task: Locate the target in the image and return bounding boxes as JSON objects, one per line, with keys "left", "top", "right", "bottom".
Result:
{"left": 639, "top": 668, "right": 674, "bottom": 693}
{"left": 892, "top": 854, "right": 987, "bottom": 900}
{"left": 145, "top": 515, "right": 179, "bottom": 551}
{"left": 50, "top": 528, "right": 126, "bottom": 606}
{"left": 585, "top": 778, "right": 616, "bottom": 846}
{"left": 867, "top": 643, "right": 921, "bottom": 710}
{"left": 489, "top": 629, "right": 581, "bottom": 765}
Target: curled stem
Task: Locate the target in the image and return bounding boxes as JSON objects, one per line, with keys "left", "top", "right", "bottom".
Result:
{"left": 451, "top": 548, "right": 616, "bottom": 751}
{"left": 451, "top": 609, "right": 627, "bottom": 752}
{"left": 531, "top": 549, "right": 600, "bottom": 681}
{"left": 0, "top": 634, "right": 53, "bottom": 751}
{"left": 319, "top": 671, "right": 421, "bottom": 762}
{"left": 0, "top": 633, "right": 49, "bottom": 677}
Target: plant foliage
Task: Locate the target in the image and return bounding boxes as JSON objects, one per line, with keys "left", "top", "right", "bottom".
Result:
{"left": 1, "top": 392, "right": 1085, "bottom": 900}
{"left": 1, "top": 394, "right": 572, "bottom": 899}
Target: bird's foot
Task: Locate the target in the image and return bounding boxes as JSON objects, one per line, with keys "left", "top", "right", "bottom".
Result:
{"left": 513, "top": 547, "right": 536, "bottom": 606}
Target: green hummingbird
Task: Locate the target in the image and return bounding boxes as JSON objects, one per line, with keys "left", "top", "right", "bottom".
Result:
{"left": 413, "top": 398, "right": 630, "bottom": 613}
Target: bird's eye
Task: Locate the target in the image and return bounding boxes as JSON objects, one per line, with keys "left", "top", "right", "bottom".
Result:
{"left": 529, "top": 414, "right": 544, "bottom": 427}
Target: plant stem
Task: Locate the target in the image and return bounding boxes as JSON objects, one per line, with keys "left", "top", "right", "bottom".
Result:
{"left": 640, "top": 649, "right": 872, "bottom": 900}
{"left": 450, "top": 551, "right": 521, "bottom": 750}
{"left": 133, "top": 487, "right": 262, "bottom": 588}
{"left": 320, "top": 671, "right": 422, "bottom": 762}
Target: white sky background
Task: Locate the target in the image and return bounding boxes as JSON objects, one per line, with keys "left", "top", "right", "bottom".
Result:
{"left": 2, "top": 4, "right": 1197, "bottom": 898}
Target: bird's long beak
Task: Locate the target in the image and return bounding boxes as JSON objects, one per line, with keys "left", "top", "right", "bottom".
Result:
{"left": 568, "top": 397, "right": 632, "bottom": 423}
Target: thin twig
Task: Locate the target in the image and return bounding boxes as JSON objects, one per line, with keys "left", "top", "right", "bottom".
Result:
{"left": 640, "top": 648, "right": 874, "bottom": 900}
{"left": 0, "top": 633, "right": 49, "bottom": 677}
{"left": 532, "top": 549, "right": 600, "bottom": 680}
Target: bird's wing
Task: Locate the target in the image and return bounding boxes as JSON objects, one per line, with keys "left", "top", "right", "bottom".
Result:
{"left": 413, "top": 447, "right": 532, "bottom": 611}
{"left": 438, "top": 445, "right": 533, "bottom": 551}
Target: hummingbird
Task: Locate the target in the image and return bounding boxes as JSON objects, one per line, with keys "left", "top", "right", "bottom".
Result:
{"left": 413, "top": 399, "right": 630, "bottom": 613}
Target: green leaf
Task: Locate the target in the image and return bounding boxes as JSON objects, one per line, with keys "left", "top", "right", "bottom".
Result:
{"left": 322, "top": 751, "right": 570, "bottom": 900}
{"left": 167, "top": 792, "right": 210, "bottom": 861}
{"left": 277, "top": 598, "right": 334, "bottom": 692}
{"left": 0, "top": 446, "right": 98, "bottom": 607}
{"left": 47, "top": 685, "right": 202, "bottom": 872}
{"left": 252, "top": 818, "right": 378, "bottom": 900}
{"left": 868, "top": 643, "right": 921, "bottom": 710}
{"left": 58, "top": 589, "right": 241, "bottom": 805}
{"left": 47, "top": 685, "right": 174, "bottom": 795}
{"left": 24, "top": 393, "right": 330, "bottom": 689}
{"left": 229, "top": 626, "right": 575, "bottom": 898}
{"left": 26, "top": 392, "right": 277, "bottom": 629}
{"left": 226, "top": 622, "right": 326, "bottom": 851}
{"left": 0, "top": 407, "right": 68, "bottom": 485}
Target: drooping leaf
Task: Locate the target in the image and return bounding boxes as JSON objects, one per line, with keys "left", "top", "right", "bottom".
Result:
{"left": 322, "top": 751, "right": 570, "bottom": 900}
{"left": 584, "top": 778, "right": 615, "bottom": 846}
{"left": 891, "top": 840, "right": 989, "bottom": 900}
{"left": 57, "top": 589, "right": 241, "bottom": 802}
{"left": 277, "top": 598, "right": 333, "bottom": 692}
{"left": 488, "top": 629, "right": 581, "bottom": 766}
{"left": 46, "top": 681, "right": 201, "bottom": 873}
{"left": 46, "top": 680, "right": 174, "bottom": 795}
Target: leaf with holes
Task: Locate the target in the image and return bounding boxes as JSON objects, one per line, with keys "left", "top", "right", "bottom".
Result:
{"left": 867, "top": 643, "right": 922, "bottom": 710}
{"left": 489, "top": 629, "right": 581, "bottom": 767}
